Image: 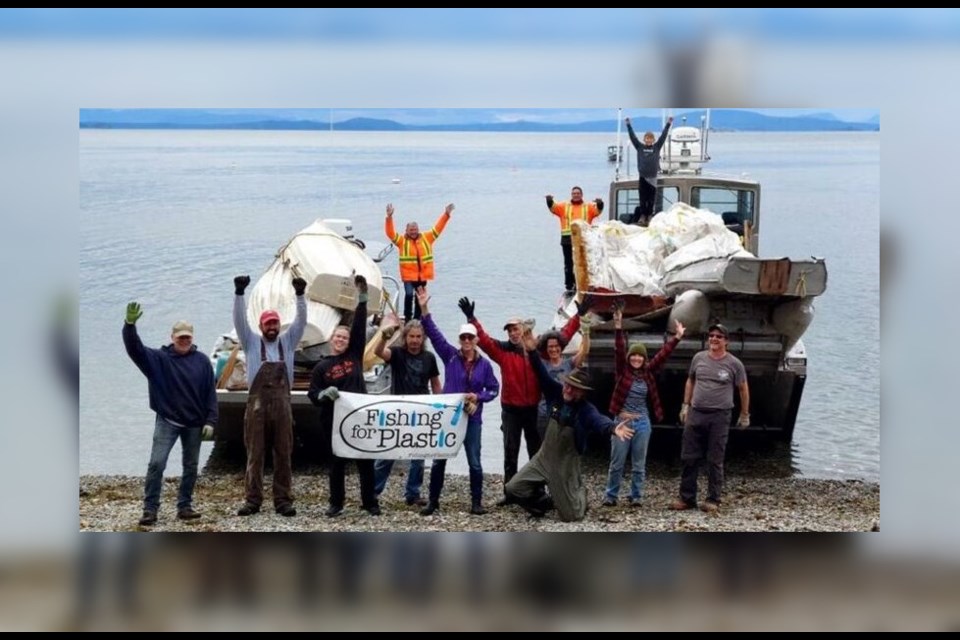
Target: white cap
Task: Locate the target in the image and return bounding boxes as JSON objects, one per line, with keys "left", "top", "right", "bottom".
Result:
{"left": 458, "top": 323, "right": 478, "bottom": 337}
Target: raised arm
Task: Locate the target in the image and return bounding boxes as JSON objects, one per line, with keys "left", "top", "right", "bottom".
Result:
{"left": 425, "top": 203, "right": 453, "bottom": 242}
{"left": 625, "top": 117, "right": 642, "bottom": 150}
{"left": 528, "top": 346, "right": 562, "bottom": 403}
{"left": 420, "top": 312, "right": 457, "bottom": 364}
{"left": 459, "top": 297, "right": 504, "bottom": 364}
{"left": 572, "top": 316, "right": 592, "bottom": 369}
{"left": 385, "top": 203, "right": 402, "bottom": 247}
{"left": 647, "top": 321, "right": 684, "bottom": 373}
{"left": 372, "top": 329, "right": 392, "bottom": 362}
{"left": 653, "top": 117, "right": 673, "bottom": 152}
{"left": 232, "top": 275, "right": 255, "bottom": 353}
{"left": 347, "top": 275, "right": 369, "bottom": 360}
{"left": 121, "top": 303, "right": 157, "bottom": 378}
{"left": 284, "top": 277, "right": 308, "bottom": 349}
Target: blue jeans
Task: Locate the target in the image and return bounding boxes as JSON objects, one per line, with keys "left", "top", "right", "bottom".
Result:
{"left": 427, "top": 419, "right": 483, "bottom": 503}
{"left": 374, "top": 458, "right": 425, "bottom": 501}
{"left": 143, "top": 415, "right": 202, "bottom": 512}
{"left": 604, "top": 416, "right": 652, "bottom": 502}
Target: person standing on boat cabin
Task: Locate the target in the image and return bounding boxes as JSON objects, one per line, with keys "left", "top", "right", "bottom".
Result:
{"left": 307, "top": 275, "right": 381, "bottom": 517}
{"left": 122, "top": 303, "right": 217, "bottom": 527}
{"left": 371, "top": 317, "right": 442, "bottom": 508}
{"left": 603, "top": 300, "right": 685, "bottom": 508}
{"left": 670, "top": 323, "right": 750, "bottom": 514}
{"left": 625, "top": 115, "right": 672, "bottom": 226}
{"left": 545, "top": 187, "right": 603, "bottom": 293}
{"left": 232, "top": 274, "right": 307, "bottom": 518}
{"left": 457, "top": 296, "right": 586, "bottom": 503}
{"left": 415, "top": 287, "right": 500, "bottom": 516}
{"left": 385, "top": 202, "right": 454, "bottom": 323}
{"left": 505, "top": 357, "right": 634, "bottom": 522}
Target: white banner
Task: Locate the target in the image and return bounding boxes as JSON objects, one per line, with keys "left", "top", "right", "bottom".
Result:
{"left": 331, "top": 391, "right": 467, "bottom": 459}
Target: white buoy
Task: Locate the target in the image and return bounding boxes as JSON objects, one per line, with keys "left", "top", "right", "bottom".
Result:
{"left": 391, "top": 178, "right": 401, "bottom": 184}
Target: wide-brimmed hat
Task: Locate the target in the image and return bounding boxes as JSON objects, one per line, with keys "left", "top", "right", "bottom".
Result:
{"left": 561, "top": 368, "right": 594, "bottom": 391}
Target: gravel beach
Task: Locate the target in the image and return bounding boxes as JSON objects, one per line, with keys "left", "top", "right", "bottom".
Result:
{"left": 80, "top": 461, "right": 879, "bottom": 532}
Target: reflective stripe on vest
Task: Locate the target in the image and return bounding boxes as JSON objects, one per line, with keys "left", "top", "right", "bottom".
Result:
{"left": 561, "top": 202, "right": 592, "bottom": 236}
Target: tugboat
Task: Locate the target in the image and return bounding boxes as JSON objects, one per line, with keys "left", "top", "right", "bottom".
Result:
{"left": 555, "top": 112, "right": 827, "bottom": 442}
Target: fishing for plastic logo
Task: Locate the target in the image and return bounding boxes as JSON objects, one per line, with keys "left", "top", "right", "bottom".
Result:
{"left": 332, "top": 391, "right": 467, "bottom": 459}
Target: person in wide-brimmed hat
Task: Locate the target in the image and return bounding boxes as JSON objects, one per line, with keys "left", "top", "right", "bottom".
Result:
{"left": 504, "top": 355, "right": 633, "bottom": 523}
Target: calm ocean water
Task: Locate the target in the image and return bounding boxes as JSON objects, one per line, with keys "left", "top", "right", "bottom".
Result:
{"left": 80, "top": 129, "right": 879, "bottom": 481}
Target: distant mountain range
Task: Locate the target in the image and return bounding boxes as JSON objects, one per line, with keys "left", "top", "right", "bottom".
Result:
{"left": 79, "top": 109, "right": 879, "bottom": 132}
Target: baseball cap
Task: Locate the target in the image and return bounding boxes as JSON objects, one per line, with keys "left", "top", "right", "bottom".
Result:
{"left": 708, "top": 323, "right": 729, "bottom": 337}
{"left": 172, "top": 320, "right": 194, "bottom": 338}
{"left": 259, "top": 310, "right": 281, "bottom": 325}
{"left": 459, "top": 323, "right": 478, "bottom": 337}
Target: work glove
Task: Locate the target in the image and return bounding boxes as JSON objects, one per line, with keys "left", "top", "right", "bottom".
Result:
{"left": 354, "top": 275, "right": 368, "bottom": 303}
{"left": 737, "top": 413, "right": 750, "bottom": 429}
{"left": 458, "top": 297, "right": 475, "bottom": 321}
{"left": 234, "top": 275, "right": 251, "bottom": 296}
{"left": 580, "top": 314, "right": 593, "bottom": 336}
{"left": 382, "top": 325, "right": 398, "bottom": 340}
{"left": 201, "top": 425, "right": 215, "bottom": 441}
{"left": 292, "top": 276, "right": 307, "bottom": 296}
{"left": 679, "top": 403, "right": 690, "bottom": 425}
{"left": 125, "top": 301, "right": 143, "bottom": 325}
{"left": 318, "top": 386, "right": 340, "bottom": 403}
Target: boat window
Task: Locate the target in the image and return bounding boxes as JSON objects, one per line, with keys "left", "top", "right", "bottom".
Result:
{"left": 691, "top": 187, "right": 756, "bottom": 229}
{"left": 614, "top": 186, "right": 679, "bottom": 223}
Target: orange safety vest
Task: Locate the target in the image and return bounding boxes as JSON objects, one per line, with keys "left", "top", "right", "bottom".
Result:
{"left": 550, "top": 200, "right": 600, "bottom": 236}
{"left": 385, "top": 211, "right": 451, "bottom": 282}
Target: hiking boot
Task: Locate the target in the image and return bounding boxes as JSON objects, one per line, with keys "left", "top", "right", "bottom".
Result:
{"left": 601, "top": 498, "right": 617, "bottom": 507}
{"left": 362, "top": 504, "right": 381, "bottom": 516}
{"left": 276, "top": 504, "right": 297, "bottom": 517}
{"left": 177, "top": 507, "right": 202, "bottom": 521}
{"left": 138, "top": 510, "right": 157, "bottom": 526}
{"left": 405, "top": 496, "right": 427, "bottom": 507}
{"left": 700, "top": 500, "right": 720, "bottom": 513}
{"left": 669, "top": 499, "right": 695, "bottom": 511}
{"left": 420, "top": 502, "right": 440, "bottom": 516}
{"left": 470, "top": 501, "right": 487, "bottom": 516}
{"left": 237, "top": 503, "right": 260, "bottom": 516}
{"left": 325, "top": 505, "right": 344, "bottom": 518}
{"left": 629, "top": 498, "right": 643, "bottom": 508}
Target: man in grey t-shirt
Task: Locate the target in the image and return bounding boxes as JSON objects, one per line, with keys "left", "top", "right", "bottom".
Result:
{"left": 670, "top": 323, "right": 750, "bottom": 513}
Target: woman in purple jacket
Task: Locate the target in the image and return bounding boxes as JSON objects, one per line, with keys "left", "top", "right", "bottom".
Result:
{"left": 416, "top": 287, "right": 500, "bottom": 516}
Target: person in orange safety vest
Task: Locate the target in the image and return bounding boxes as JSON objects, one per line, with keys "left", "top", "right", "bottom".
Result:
{"left": 385, "top": 202, "right": 454, "bottom": 322}
{"left": 545, "top": 186, "right": 603, "bottom": 293}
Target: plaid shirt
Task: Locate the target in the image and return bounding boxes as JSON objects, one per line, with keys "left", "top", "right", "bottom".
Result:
{"left": 608, "top": 330, "right": 679, "bottom": 422}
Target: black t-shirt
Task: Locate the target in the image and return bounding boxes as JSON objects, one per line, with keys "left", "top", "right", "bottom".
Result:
{"left": 310, "top": 352, "right": 365, "bottom": 394}
{"left": 389, "top": 348, "right": 439, "bottom": 395}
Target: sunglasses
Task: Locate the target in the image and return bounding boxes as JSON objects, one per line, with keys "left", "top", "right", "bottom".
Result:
{"left": 707, "top": 333, "right": 725, "bottom": 339}
{"left": 459, "top": 334, "right": 476, "bottom": 341}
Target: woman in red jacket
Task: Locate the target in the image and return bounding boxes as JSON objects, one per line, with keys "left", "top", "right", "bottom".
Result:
{"left": 604, "top": 301, "right": 684, "bottom": 507}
